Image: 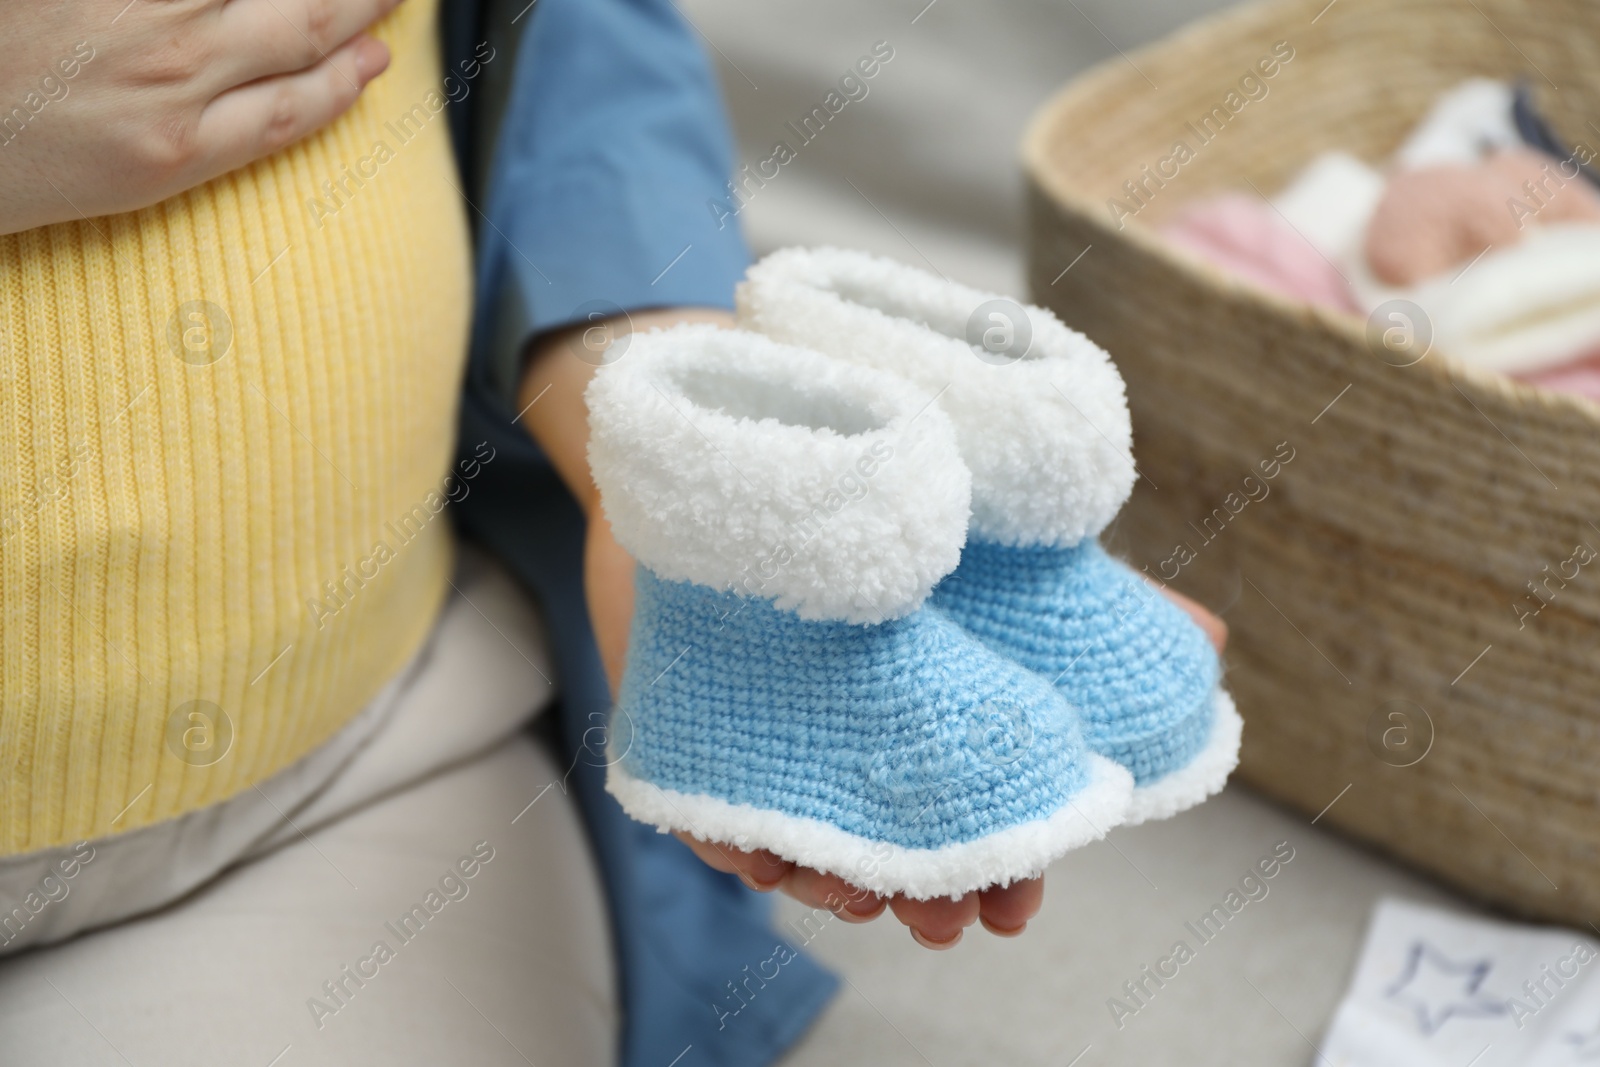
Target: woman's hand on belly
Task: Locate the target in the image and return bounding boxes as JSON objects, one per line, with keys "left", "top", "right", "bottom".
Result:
{"left": 0, "top": 0, "right": 402, "bottom": 235}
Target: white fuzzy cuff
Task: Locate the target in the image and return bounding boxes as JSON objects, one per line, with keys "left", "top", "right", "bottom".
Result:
{"left": 1124, "top": 688, "right": 1242, "bottom": 825}
{"left": 585, "top": 324, "right": 972, "bottom": 624}
{"left": 737, "top": 246, "right": 1135, "bottom": 547}
{"left": 607, "top": 754, "right": 1134, "bottom": 900}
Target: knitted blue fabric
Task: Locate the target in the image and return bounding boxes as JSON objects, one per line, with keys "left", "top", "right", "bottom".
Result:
{"left": 932, "top": 540, "right": 1218, "bottom": 787}
{"left": 614, "top": 568, "right": 1098, "bottom": 852}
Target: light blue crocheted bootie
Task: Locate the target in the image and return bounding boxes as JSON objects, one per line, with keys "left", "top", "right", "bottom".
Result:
{"left": 738, "top": 247, "right": 1240, "bottom": 823}
{"left": 931, "top": 540, "right": 1238, "bottom": 822}
{"left": 588, "top": 324, "right": 1132, "bottom": 899}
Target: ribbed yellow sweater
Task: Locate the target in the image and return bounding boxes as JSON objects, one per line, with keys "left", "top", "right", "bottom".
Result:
{"left": 0, "top": 0, "right": 471, "bottom": 855}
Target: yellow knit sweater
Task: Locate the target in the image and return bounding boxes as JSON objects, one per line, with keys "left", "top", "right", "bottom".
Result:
{"left": 0, "top": 0, "right": 471, "bottom": 855}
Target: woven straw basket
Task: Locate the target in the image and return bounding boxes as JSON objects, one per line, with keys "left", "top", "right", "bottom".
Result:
{"left": 1024, "top": 0, "right": 1600, "bottom": 924}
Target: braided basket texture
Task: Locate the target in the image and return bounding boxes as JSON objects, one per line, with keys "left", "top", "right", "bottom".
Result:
{"left": 1024, "top": 0, "right": 1600, "bottom": 924}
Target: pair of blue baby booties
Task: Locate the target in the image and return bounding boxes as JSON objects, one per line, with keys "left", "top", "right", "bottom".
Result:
{"left": 588, "top": 248, "right": 1239, "bottom": 901}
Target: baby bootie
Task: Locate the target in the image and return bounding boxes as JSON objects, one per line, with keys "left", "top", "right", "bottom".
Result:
{"left": 588, "top": 324, "right": 1132, "bottom": 899}
{"left": 737, "top": 247, "right": 1240, "bottom": 824}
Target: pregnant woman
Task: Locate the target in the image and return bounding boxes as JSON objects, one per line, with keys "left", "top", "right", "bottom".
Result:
{"left": 0, "top": 3, "right": 845, "bottom": 1063}
{"left": 0, "top": 2, "right": 1227, "bottom": 1064}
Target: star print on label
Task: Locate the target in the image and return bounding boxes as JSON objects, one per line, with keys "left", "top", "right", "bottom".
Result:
{"left": 1385, "top": 940, "right": 1510, "bottom": 1035}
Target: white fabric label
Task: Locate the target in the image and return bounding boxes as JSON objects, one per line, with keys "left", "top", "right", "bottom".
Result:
{"left": 1322, "top": 897, "right": 1600, "bottom": 1066}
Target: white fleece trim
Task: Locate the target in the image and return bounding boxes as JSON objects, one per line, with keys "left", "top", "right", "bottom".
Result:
{"left": 585, "top": 324, "right": 971, "bottom": 623}
{"left": 607, "top": 753, "right": 1133, "bottom": 900}
{"left": 1122, "top": 688, "right": 1242, "bottom": 826}
{"left": 736, "top": 247, "right": 1134, "bottom": 547}
{"left": 1350, "top": 224, "right": 1600, "bottom": 375}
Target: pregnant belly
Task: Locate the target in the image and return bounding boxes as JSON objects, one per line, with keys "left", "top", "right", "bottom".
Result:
{"left": 0, "top": 0, "right": 473, "bottom": 855}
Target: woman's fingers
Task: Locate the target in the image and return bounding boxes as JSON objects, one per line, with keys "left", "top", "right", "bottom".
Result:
{"left": 216, "top": 0, "right": 406, "bottom": 89}
{"left": 673, "top": 832, "right": 1045, "bottom": 945}
{"left": 672, "top": 832, "right": 792, "bottom": 890}
{"left": 195, "top": 33, "right": 388, "bottom": 179}
{"left": 977, "top": 877, "right": 1044, "bottom": 937}
{"left": 891, "top": 881, "right": 1043, "bottom": 946}
{"left": 672, "top": 835, "right": 886, "bottom": 919}
{"left": 784, "top": 866, "right": 885, "bottom": 922}
{"left": 673, "top": 832, "right": 740, "bottom": 874}
{"left": 890, "top": 891, "right": 981, "bottom": 949}
{"left": 0, "top": 0, "right": 405, "bottom": 232}
{"left": 1158, "top": 585, "right": 1229, "bottom": 654}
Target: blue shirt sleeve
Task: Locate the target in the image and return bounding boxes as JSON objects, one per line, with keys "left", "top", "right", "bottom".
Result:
{"left": 447, "top": 11, "right": 838, "bottom": 1067}
{"left": 477, "top": 0, "right": 750, "bottom": 350}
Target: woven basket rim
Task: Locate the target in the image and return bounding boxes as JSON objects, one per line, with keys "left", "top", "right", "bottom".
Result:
{"left": 1019, "top": 0, "right": 1600, "bottom": 422}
